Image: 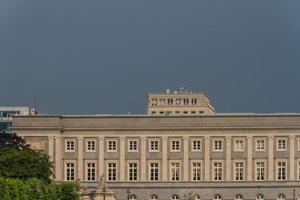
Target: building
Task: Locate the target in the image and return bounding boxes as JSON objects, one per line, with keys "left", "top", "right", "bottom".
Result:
{"left": 0, "top": 106, "right": 35, "bottom": 132}
{"left": 11, "top": 92, "right": 300, "bottom": 200}
{"left": 147, "top": 88, "right": 215, "bottom": 115}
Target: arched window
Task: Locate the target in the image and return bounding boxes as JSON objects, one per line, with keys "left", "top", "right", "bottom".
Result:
{"left": 195, "top": 194, "right": 201, "bottom": 200}
{"left": 214, "top": 194, "right": 222, "bottom": 200}
{"left": 235, "top": 194, "right": 243, "bottom": 200}
{"left": 278, "top": 194, "right": 286, "bottom": 200}
{"left": 171, "top": 194, "right": 180, "bottom": 200}
{"left": 129, "top": 194, "right": 137, "bottom": 200}
{"left": 150, "top": 194, "right": 158, "bottom": 200}
{"left": 256, "top": 194, "right": 264, "bottom": 200}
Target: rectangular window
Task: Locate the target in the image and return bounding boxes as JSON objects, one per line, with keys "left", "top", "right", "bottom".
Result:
{"left": 234, "top": 161, "right": 244, "bottom": 181}
{"left": 192, "top": 139, "right": 202, "bottom": 152}
{"left": 256, "top": 161, "right": 265, "bottom": 181}
{"left": 149, "top": 140, "right": 159, "bottom": 152}
{"left": 213, "top": 161, "right": 223, "bottom": 181}
{"left": 175, "top": 98, "right": 181, "bottom": 105}
{"left": 86, "top": 140, "right": 96, "bottom": 152}
{"left": 277, "top": 161, "right": 287, "bottom": 181}
{"left": 255, "top": 139, "right": 265, "bottom": 151}
{"left": 65, "top": 162, "right": 75, "bottom": 181}
{"left": 128, "top": 140, "right": 138, "bottom": 152}
{"left": 213, "top": 139, "right": 223, "bottom": 152}
{"left": 107, "top": 140, "right": 117, "bottom": 152}
{"left": 65, "top": 140, "right": 75, "bottom": 152}
{"left": 171, "top": 162, "right": 181, "bottom": 181}
{"left": 183, "top": 98, "right": 189, "bottom": 105}
{"left": 86, "top": 162, "right": 96, "bottom": 181}
{"left": 234, "top": 139, "right": 244, "bottom": 152}
{"left": 128, "top": 162, "right": 138, "bottom": 181}
{"left": 149, "top": 162, "right": 159, "bottom": 181}
{"left": 170, "top": 140, "right": 181, "bottom": 152}
{"left": 191, "top": 98, "right": 197, "bottom": 105}
{"left": 277, "top": 139, "right": 287, "bottom": 151}
{"left": 192, "top": 162, "right": 201, "bottom": 181}
{"left": 107, "top": 162, "right": 117, "bottom": 181}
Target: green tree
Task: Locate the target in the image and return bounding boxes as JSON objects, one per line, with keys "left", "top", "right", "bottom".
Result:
{"left": 0, "top": 131, "right": 29, "bottom": 150}
{"left": 0, "top": 148, "right": 53, "bottom": 182}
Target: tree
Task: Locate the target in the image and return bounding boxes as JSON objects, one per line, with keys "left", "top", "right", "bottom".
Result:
{"left": 0, "top": 131, "right": 29, "bottom": 150}
{"left": 0, "top": 131, "right": 52, "bottom": 182}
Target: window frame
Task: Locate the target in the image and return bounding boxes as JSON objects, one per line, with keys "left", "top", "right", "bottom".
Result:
{"left": 64, "top": 160, "right": 76, "bottom": 181}
{"left": 148, "top": 160, "right": 160, "bottom": 181}
{"left": 106, "top": 161, "right": 118, "bottom": 182}
{"left": 191, "top": 160, "right": 202, "bottom": 181}
{"left": 86, "top": 139, "right": 96, "bottom": 152}
{"left": 85, "top": 160, "right": 96, "bottom": 182}
{"left": 276, "top": 138, "right": 288, "bottom": 151}
{"left": 170, "top": 160, "right": 181, "bottom": 182}
{"left": 234, "top": 138, "right": 245, "bottom": 152}
{"left": 233, "top": 160, "right": 245, "bottom": 181}
{"left": 212, "top": 160, "right": 224, "bottom": 181}
{"left": 107, "top": 139, "right": 118, "bottom": 152}
{"left": 191, "top": 138, "right": 202, "bottom": 152}
{"left": 149, "top": 139, "right": 160, "bottom": 152}
{"left": 170, "top": 139, "right": 181, "bottom": 152}
{"left": 212, "top": 138, "right": 224, "bottom": 152}
{"left": 127, "top": 161, "right": 139, "bottom": 181}
{"left": 255, "top": 159, "right": 266, "bottom": 181}
{"left": 65, "top": 139, "right": 76, "bottom": 152}
{"left": 276, "top": 159, "right": 287, "bottom": 181}
{"left": 255, "top": 138, "right": 266, "bottom": 152}
{"left": 128, "top": 139, "right": 139, "bottom": 152}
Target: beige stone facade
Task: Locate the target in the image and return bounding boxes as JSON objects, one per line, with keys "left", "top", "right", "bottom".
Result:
{"left": 11, "top": 114, "right": 300, "bottom": 200}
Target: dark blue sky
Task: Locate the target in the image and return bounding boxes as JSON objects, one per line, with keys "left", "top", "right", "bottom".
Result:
{"left": 1, "top": 0, "right": 300, "bottom": 114}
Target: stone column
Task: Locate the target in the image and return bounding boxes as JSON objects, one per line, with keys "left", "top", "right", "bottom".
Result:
{"left": 54, "top": 136, "right": 62, "bottom": 181}
{"left": 119, "top": 137, "right": 126, "bottom": 181}
{"left": 289, "top": 135, "right": 295, "bottom": 180}
{"left": 247, "top": 136, "right": 253, "bottom": 181}
{"left": 48, "top": 136, "right": 54, "bottom": 162}
{"left": 268, "top": 136, "right": 274, "bottom": 181}
{"left": 78, "top": 136, "right": 83, "bottom": 181}
{"left": 204, "top": 136, "right": 210, "bottom": 181}
{"left": 162, "top": 136, "right": 168, "bottom": 181}
{"left": 140, "top": 137, "right": 147, "bottom": 181}
{"left": 99, "top": 137, "right": 104, "bottom": 177}
{"left": 183, "top": 136, "right": 189, "bottom": 181}
{"left": 225, "top": 136, "right": 231, "bottom": 181}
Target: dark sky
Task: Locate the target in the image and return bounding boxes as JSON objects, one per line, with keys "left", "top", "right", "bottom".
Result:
{"left": 1, "top": 0, "right": 300, "bottom": 115}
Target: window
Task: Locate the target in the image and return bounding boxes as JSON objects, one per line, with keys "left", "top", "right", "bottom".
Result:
{"left": 150, "top": 194, "right": 158, "bottom": 200}
{"left": 191, "top": 111, "right": 196, "bottom": 114}
{"left": 65, "top": 140, "right": 75, "bottom": 152}
{"left": 149, "top": 162, "right": 159, "bottom": 181}
{"left": 171, "top": 194, "right": 180, "bottom": 200}
{"left": 214, "top": 194, "right": 222, "bottom": 200}
{"left": 192, "top": 139, "right": 202, "bottom": 151}
{"left": 278, "top": 194, "right": 286, "bottom": 200}
{"left": 191, "top": 98, "right": 197, "bottom": 105}
{"left": 65, "top": 162, "right": 75, "bottom": 181}
{"left": 213, "top": 161, "right": 223, "bottom": 181}
{"left": 170, "top": 162, "right": 181, "bottom": 181}
{"left": 277, "top": 161, "right": 287, "bottom": 181}
{"left": 107, "top": 140, "right": 117, "bottom": 152}
{"left": 171, "top": 140, "right": 181, "bottom": 152}
{"left": 159, "top": 98, "right": 166, "bottom": 105}
{"left": 151, "top": 111, "right": 157, "bottom": 114}
{"left": 128, "top": 140, "right": 138, "bottom": 152}
{"left": 195, "top": 195, "right": 201, "bottom": 200}
{"left": 234, "top": 139, "right": 244, "bottom": 152}
{"left": 149, "top": 140, "right": 159, "bottom": 152}
{"left": 255, "top": 161, "right": 265, "bottom": 181}
{"left": 277, "top": 139, "right": 287, "bottom": 151}
{"left": 175, "top": 98, "right": 181, "bottom": 105}
{"left": 234, "top": 161, "right": 244, "bottom": 181}
{"left": 151, "top": 98, "right": 157, "bottom": 106}
{"left": 183, "top": 111, "right": 188, "bottom": 114}
{"left": 86, "top": 162, "right": 96, "bottom": 181}
{"left": 213, "top": 139, "right": 223, "bottom": 152}
{"left": 256, "top": 194, "right": 264, "bottom": 200}
{"left": 191, "top": 161, "right": 201, "bottom": 181}
{"left": 167, "top": 98, "right": 173, "bottom": 105}
{"left": 256, "top": 139, "right": 265, "bottom": 151}
{"left": 129, "top": 194, "right": 137, "bottom": 200}
{"left": 235, "top": 194, "right": 243, "bottom": 200}
{"left": 183, "top": 98, "right": 189, "bottom": 105}
{"left": 107, "top": 162, "right": 117, "bottom": 181}
{"left": 128, "top": 162, "right": 138, "bottom": 181}
{"left": 86, "top": 140, "right": 96, "bottom": 152}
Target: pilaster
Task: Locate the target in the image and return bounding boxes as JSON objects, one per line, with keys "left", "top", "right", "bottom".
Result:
{"left": 99, "top": 137, "right": 104, "bottom": 177}
{"left": 140, "top": 137, "right": 147, "bottom": 181}
{"left": 162, "top": 136, "right": 168, "bottom": 181}
{"left": 225, "top": 136, "right": 231, "bottom": 181}
{"left": 183, "top": 136, "right": 189, "bottom": 181}
{"left": 247, "top": 136, "right": 253, "bottom": 181}
{"left": 78, "top": 136, "right": 83, "bottom": 181}
{"left": 204, "top": 136, "right": 210, "bottom": 181}
{"left": 119, "top": 137, "right": 126, "bottom": 181}
{"left": 290, "top": 135, "right": 295, "bottom": 180}
{"left": 54, "top": 135, "right": 62, "bottom": 181}
{"left": 268, "top": 136, "right": 274, "bottom": 181}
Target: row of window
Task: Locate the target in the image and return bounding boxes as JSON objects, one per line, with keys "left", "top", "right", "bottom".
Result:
{"left": 128, "top": 193, "right": 289, "bottom": 200}
{"left": 65, "top": 137, "right": 291, "bottom": 153}
{"left": 151, "top": 110, "right": 204, "bottom": 115}
{"left": 64, "top": 159, "right": 297, "bottom": 182}
{"left": 150, "top": 97, "right": 198, "bottom": 106}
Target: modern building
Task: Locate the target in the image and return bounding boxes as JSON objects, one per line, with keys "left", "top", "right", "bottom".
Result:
{"left": 11, "top": 92, "right": 300, "bottom": 200}
{"left": 0, "top": 106, "right": 35, "bottom": 132}
{"left": 147, "top": 88, "right": 215, "bottom": 115}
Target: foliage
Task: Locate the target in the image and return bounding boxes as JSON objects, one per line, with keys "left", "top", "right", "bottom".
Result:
{"left": 0, "top": 147, "right": 53, "bottom": 182}
{"left": 0, "top": 177, "right": 79, "bottom": 200}
{"left": 0, "top": 131, "right": 29, "bottom": 150}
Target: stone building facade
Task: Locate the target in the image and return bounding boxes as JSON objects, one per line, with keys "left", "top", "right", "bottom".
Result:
{"left": 11, "top": 114, "right": 300, "bottom": 200}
